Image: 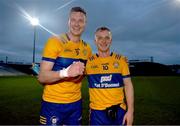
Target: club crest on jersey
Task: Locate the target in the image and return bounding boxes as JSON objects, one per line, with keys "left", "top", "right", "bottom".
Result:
{"left": 100, "top": 75, "right": 112, "bottom": 83}
{"left": 113, "top": 61, "right": 119, "bottom": 68}
{"left": 50, "top": 116, "right": 58, "bottom": 125}
{"left": 82, "top": 49, "right": 87, "bottom": 56}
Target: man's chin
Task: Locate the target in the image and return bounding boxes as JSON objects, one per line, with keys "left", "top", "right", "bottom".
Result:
{"left": 72, "top": 32, "right": 82, "bottom": 37}
{"left": 98, "top": 46, "right": 109, "bottom": 51}
{"left": 72, "top": 29, "right": 84, "bottom": 35}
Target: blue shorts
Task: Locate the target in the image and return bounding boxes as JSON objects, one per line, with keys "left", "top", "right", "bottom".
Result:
{"left": 90, "top": 106, "right": 126, "bottom": 125}
{"left": 39, "top": 99, "right": 82, "bottom": 125}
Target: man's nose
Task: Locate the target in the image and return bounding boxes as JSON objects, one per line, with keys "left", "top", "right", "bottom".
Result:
{"left": 101, "top": 38, "right": 107, "bottom": 43}
{"left": 74, "top": 21, "right": 80, "bottom": 26}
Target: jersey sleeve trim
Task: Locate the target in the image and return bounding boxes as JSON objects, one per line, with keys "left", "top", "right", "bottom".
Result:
{"left": 42, "top": 57, "right": 56, "bottom": 63}
{"left": 122, "top": 75, "right": 131, "bottom": 78}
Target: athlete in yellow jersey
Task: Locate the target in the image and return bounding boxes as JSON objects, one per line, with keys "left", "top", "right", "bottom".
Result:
{"left": 86, "top": 27, "right": 134, "bottom": 125}
{"left": 38, "top": 7, "right": 92, "bottom": 125}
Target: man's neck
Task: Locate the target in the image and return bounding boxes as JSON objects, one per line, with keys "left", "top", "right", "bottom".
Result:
{"left": 98, "top": 51, "right": 110, "bottom": 58}
{"left": 67, "top": 32, "right": 81, "bottom": 43}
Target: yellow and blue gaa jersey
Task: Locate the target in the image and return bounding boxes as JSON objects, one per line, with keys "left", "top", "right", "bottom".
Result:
{"left": 86, "top": 52, "right": 130, "bottom": 110}
{"left": 42, "top": 33, "right": 92, "bottom": 103}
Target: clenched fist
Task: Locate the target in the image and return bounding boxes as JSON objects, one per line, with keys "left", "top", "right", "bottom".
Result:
{"left": 67, "top": 61, "right": 85, "bottom": 77}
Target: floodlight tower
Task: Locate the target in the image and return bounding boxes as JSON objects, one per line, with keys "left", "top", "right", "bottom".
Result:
{"left": 30, "top": 17, "right": 39, "bottom": 63}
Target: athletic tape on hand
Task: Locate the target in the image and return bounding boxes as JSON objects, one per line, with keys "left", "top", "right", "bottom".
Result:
{"left": 59, "top": 65, "right": 70, "bottom": 78}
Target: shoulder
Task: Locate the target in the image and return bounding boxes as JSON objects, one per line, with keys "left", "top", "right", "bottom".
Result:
{"left": 58, "top": 33, "right": 69, "bottom": 44}
{"left": 88, "top": 54, "right": 98, "bottom": 61}
{"left": 47, "top": 36, "right": 61, "bottom": 44}
{"left": 47, "top": 33, "right": 69, "bottom": 46}
{"left": 81, "top": 40, "right": 92, "bottom": 56}
{"left": 113, "top": 52, "right": 128, "bottom": 63}
{"left": 43, "top": 35, "right": 65, "bottom": 51}
{"left": 113, "top": 52, "right": 122, "bottom": 60}
{"left": 81, "top": 40, "right": 91, "bottom": 48}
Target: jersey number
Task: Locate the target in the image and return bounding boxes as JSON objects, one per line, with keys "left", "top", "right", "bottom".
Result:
{"left": 75, "top": 48, "right": 80, "bottom": 55}
{"left": 103, "top": 65, "right": 108, "bottom": 70}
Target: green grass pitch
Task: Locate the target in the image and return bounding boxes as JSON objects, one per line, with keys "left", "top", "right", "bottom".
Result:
{"left": 0, "top": 76, "right": 180, "bottom": 125}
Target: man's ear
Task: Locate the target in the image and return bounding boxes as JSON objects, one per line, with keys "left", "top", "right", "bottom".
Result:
{"left": 94, "top": 39, "right": 97, "bottom": 45}
{"left": 110, "top": 39, "right": 112, "bottom": 44}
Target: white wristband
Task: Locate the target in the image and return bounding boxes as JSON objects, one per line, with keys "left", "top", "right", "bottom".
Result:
{"left": 59, "top": 66, "right": 70, "bottom": 78}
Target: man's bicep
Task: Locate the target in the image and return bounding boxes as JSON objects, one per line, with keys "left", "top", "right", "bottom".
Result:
{"left": 123, "top": 77, "right": 132, "bottom": 86}
{"left": 40, "top": 61, "right": 54, "bottom": 71}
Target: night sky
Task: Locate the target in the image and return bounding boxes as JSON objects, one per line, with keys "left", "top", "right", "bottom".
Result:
{"left": 0, "top": 0, "right": 180, "bottom": 65}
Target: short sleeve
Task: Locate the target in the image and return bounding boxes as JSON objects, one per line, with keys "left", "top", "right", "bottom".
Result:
{"left": 42, "top": 37, "right": 62, "bottom": 62}
{"left": 120, "top": 56, "right": 130, "bottom": 78}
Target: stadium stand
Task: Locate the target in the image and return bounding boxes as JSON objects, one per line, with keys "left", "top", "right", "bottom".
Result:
{"left": 0, "top": 64, "right": 27, "bottom": 76}
{"left": 0, "top": 61, "right": 179, "bottom": 76}
{"left": 129, "top": 62, "right": 177, "bottom": 76}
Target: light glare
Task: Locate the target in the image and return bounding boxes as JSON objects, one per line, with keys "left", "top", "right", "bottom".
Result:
{"left": 30, "top": 18, "right": 39, "bottom": 26}
{"left": 16, "top": 3, "right": 57, "bottom": 36}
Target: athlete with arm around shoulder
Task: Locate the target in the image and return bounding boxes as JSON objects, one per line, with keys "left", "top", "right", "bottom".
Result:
{"left": 37, "top": 7, "right": 92, "bottom": 125}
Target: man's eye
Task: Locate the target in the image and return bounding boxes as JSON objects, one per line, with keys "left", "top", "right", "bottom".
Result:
{"left": 97, "top": 37, "right": 102, "bottom": 40}
{"left": 105, "top": 36, "right": 110, "bottom": 40}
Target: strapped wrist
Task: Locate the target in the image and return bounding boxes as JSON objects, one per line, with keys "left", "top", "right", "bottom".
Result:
{"left": 59, "top": 66, "right": 70, "bottom": 78}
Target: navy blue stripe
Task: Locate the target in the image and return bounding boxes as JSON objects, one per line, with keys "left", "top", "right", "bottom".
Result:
{"left": 87, "top": 73, "right": 124, "bottom": 89}
{"left": 52, "top": 57, "right": 87, "bottom": 71}
{"left": 123, "top": 75, "right": 131, "bottom": 78}
{"left": 42, "top": 57, "right": 56, "bottom": 62}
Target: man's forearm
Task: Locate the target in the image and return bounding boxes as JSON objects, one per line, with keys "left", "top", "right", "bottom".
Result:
{"left": 38, "top": 70, "right": 62, "bottom": 84}
{"left": 124, "top": 78, "right": 134, "bottom": 112}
